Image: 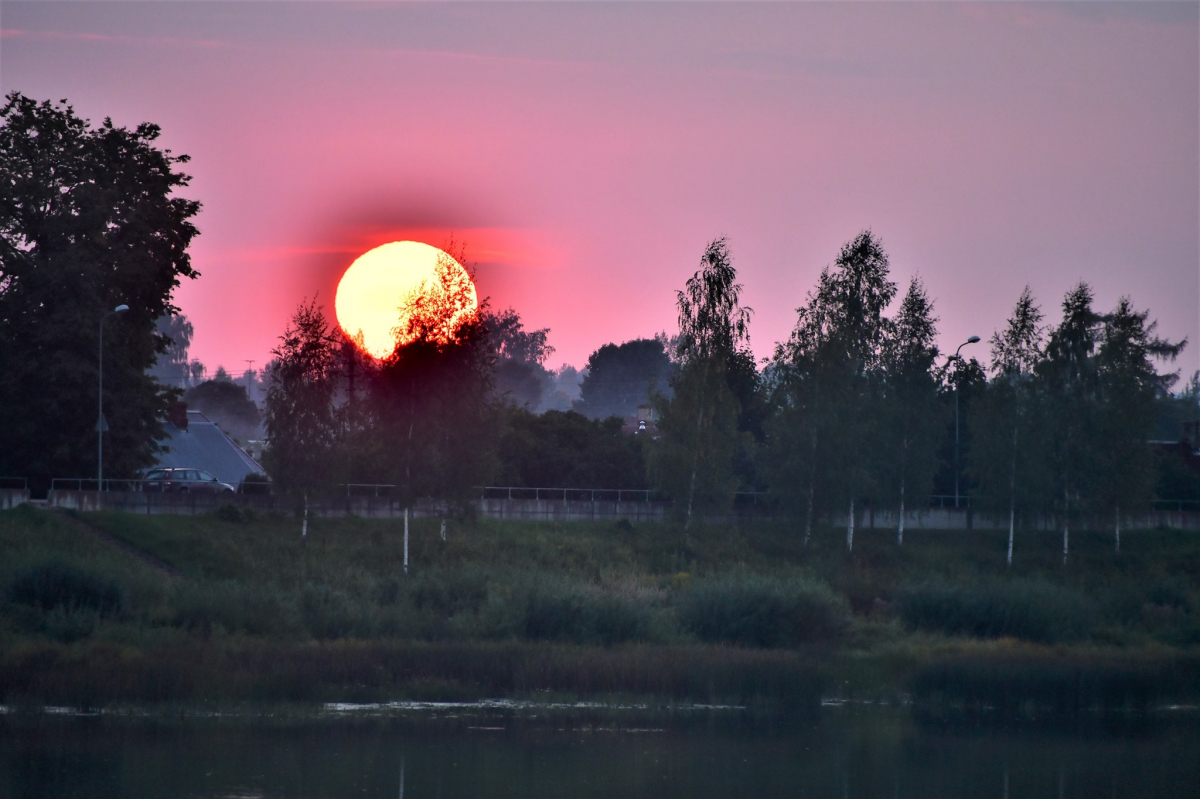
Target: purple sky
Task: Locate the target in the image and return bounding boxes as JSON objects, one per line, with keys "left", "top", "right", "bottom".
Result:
{"left": 3, "top": 2, "right": 1198, "bottom": 379}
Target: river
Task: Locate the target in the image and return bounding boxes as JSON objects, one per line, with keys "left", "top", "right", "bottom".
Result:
{"left": 2, "top": 702, "right": 1198, "bottom": 798}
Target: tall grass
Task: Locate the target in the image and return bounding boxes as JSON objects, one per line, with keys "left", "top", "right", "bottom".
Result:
{"left": 679, "top": 574, "right": 849, "bottom": 647}
{"left": 895, "top": 578, "right": 1096, "bottom": 643}
{"left": 1, "top": 508, "right": 1198, "bottom": 710}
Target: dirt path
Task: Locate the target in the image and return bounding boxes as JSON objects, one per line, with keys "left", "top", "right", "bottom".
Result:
{"left": 54, "top": 509, "right": 182, "bottom": 578}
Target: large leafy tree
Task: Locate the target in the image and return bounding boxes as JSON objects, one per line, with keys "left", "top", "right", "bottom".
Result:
{"left": 650, "top": 238, "right": 752, "bottom": 527}
{"left": 575, "top": 338, "right": 674, "bottom": 420}
{"left": 0, "top": 93, "right": 200, "bottom": 489}
{"left": 485, "top": 307, "right": 555, "bottom": 410}
{"left": 371, "top": 250, "right": 498, "bottom": 510}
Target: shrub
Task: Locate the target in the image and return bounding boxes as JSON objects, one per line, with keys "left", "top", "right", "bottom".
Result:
{"left": 7, "top": 562, "right": 124, "bottom": 617}
{"left": 214, "top": 503, "right": 256, "bottom": 523}
{"left": 474, "top": 576, "right": 658, "bottom": 645}
{"left": 678, "top": 574, "right": 849, "bottom": 647}
{"left": 238, "top": 473, "right": 272, "bottom": 495}
{"left": 896, "top": 578, "right": 1096, "bottom": 643}
{"left": 171, "top": 581, "right": 300, "bottom": 638}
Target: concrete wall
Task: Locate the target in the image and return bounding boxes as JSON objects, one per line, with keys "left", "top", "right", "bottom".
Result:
{"left": 35, "top": 490, "right": 1200, "bottom": 531}
{"left": 0, "top": 489, "right": 30, "bottom": 510}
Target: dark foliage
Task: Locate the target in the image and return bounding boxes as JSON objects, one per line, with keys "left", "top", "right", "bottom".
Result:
{"left": 575, "top": 338, "right": 674, "bottom": 420}
{"left": 185, "top": 379, "right": 261, "bottom": 443}
{"left": 0, "top": 93, "right": 200, "bottom": 489}
{"left": 498, "top": 408, "right": 648, "bottom": 489}
{"left": 678, "top": 575, "right": 849, "bottom": 647}
{"left": 8, "top": 562, "right": 124, "bottom": 617}
{"left": 896, "top": 578, "right": 1096, "bottom": 643}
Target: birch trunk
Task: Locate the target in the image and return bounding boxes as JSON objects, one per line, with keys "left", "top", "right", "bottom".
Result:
{"left": 897, "top": 480, "right": 905, "bottom": 547}
{"left": 1007, "top": 504, "right": 1014, "bottom": 568}
{"left": 846, "top": 497, "right": 855, "bottom": 552}
{"left": 685, "top": 364, "right": 709, "bottom": 531}
{"left": 1007, "top": 423, "right": 1018, "bottom": 568}
{"left": 403, "top": 507, "right": 410, "bottom": 577}
{"left": 1062, "top": 483, "right": 1070, "bottom": 566}
{"left": 301, "top": 491, "right": 308, "bottom": 540}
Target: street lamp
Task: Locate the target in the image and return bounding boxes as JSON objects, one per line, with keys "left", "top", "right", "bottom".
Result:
{"left": 98, "top": 304, "right": 129, "bottom": 489}
{"left": 952, "top": 335, "right": 981, "bottom": 509}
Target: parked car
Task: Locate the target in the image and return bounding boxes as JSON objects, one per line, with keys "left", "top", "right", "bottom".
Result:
{"left": 142, "top": 468, "right": 236, "bottom": 494}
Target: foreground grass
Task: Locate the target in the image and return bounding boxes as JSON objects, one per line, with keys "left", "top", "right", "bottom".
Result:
{"left": 0, "top": 505, "right": 1197, "bottom": 713}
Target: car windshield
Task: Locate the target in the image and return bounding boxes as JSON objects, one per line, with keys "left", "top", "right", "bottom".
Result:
{"left": 145, "top": 470, "right": 167, "bottom": 480}
{"left": 198, "top": 471, "right": 216, "bottom": 482}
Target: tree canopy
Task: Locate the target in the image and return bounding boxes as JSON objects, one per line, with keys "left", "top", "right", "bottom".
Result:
{"left": 0, "top": 93, "right": 200, "bottom": 488}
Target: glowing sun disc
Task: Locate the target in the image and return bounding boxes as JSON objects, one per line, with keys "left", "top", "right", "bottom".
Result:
{"left": 335, "top": 241, "right": 478, "bottom": 359}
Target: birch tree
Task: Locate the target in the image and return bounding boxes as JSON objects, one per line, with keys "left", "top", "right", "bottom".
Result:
{"left": 879, "top": 277, "right": 944, "bottom": 545}
{"left": 1038, "top": 283, "right": 1104, "bottom": 565}
{"left": 763, "top": 231, "right": 895, "bottom": 551}
{"left": 968, "top": 287, "right": 1048, "bottom": 566}
{"left": 1094, "top": 297, "right": 1185, "bottom": 552}
{"left": 650, "top": 238, "right": 752, "bottom": 529}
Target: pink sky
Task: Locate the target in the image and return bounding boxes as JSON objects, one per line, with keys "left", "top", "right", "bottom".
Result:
{"left": 3, "top": 2, "right": 1197, "bottom": 378}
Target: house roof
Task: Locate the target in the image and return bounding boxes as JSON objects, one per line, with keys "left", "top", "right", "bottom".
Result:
{"left": 155, "top": 410, "right": 265, "bottom": 485}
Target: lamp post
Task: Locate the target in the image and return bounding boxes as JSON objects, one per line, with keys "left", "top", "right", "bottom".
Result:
{"left": 952, "top": 335, "right": 981, "bottom": 509}
{"left": 98, "top": 304, "right": 129, "bottom": 489}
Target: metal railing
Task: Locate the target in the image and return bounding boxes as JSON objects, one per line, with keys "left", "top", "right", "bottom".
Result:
{"left": 339, "top": 483, "right": 396, "bottom": 497}
{"left": 0, "top": 477, "right": 28, "bottom": 490}
{"left": 480, "top": 487, "right": 664, "bottom": 503}
{"left": 1152, "top": 499, "right": 1200, "bottom": 512}
{"left": 50, "top": 478, "right": 144, "bottom": 492}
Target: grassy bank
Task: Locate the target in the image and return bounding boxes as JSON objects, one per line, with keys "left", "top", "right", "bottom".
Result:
{"left": 0, "top": 505, "right": 1197, "bottom": 712}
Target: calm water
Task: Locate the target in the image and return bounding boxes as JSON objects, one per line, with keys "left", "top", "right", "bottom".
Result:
{"left": 2, "top": 704, "right": 1199, "bottom": 798}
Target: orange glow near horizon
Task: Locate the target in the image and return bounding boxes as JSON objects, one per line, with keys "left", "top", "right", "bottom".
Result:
{"left": 334, "top": 241, "right": 479, "bottom": 359}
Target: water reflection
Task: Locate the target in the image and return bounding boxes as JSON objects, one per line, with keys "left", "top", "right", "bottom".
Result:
{"left": 1, "top": 706, "right": 1198, "bottom": 798}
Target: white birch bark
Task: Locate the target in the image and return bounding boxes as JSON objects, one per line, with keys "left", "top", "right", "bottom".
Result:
{"left": 302, "top": 491, "right": 308, "bottom": 540}
{"left": 897, "top": 481, "right": 905, "bottom": 546}
{"left": 404, "top": 507, "right": 410, "bottom": 576}
{"left": 1007, "top": 505, "right": 1014, "bottom": 568}
{"left": 846, "top": 497, "right": 855, "bottom": 552}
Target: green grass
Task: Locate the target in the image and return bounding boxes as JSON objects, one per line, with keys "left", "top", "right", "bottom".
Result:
{"left": 0, "top": 506, "right": 1197, "bottom": 711}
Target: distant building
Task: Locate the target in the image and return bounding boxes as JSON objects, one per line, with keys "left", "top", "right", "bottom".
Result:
{"left": 153, "top": 409, "right": 265, "bottom": 487}
{"left": 622, "top": 404, "right": 660, "bottom": 438}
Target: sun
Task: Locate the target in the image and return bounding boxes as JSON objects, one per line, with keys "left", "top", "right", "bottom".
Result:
{"left": 334, "top": 241, "right": 478, "bottom": 359}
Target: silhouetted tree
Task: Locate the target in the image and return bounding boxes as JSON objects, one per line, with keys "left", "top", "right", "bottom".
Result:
{"left": 575, "top": 339, "right": 674, "bottom": 420}
{"left": 1038, "top": 283, "right": 1104, "bottom": 564}
{"left": 262, "top": 299, "right": 338, "bottom": 495}
{"left": 764, "top": 231, "right": 895, "bottom": 550}
{"left": 878, "top": 277, "right": 944, "bottom": 544}
{"left": 1094, "top": 296, "right": 1185, "bottom": 551}
{"left": 371, "top": 250, "right": 498, "bottom": 511}
{"left": 968, "top": 287, "right": 1051, "bottom": 566}
{"left": 498, "top": 408, "right": 647, "bottom": 489}
{"left": 0, "top": 93, "right": 200, "bottom": 490}
{"left": 483, "top": 307, "right": 555, "bottom": 410}
{"left": 650, "top": 238, "right": 752, "bottom": 527}
{"left": 149, "top": 314, "right": 194, "bottom": 387}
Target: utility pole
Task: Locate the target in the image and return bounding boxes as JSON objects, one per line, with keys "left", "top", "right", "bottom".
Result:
{"left": 951, "top": 336, "right": 981, "bottom": 509}
{"left": 98, "top": 304, "right": 129, "bottom": 489}
{"left": 243, "top": 360, "right": 256, "bottom": 402}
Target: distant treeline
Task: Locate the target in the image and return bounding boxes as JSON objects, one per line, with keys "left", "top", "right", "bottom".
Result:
{"left": 262, "top": 231, "right": 1199, "bottom": 559}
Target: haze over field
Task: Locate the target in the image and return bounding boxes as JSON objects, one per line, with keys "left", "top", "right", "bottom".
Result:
{"left": 2, "top": 1, "right": 1196, "bottom": 374}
